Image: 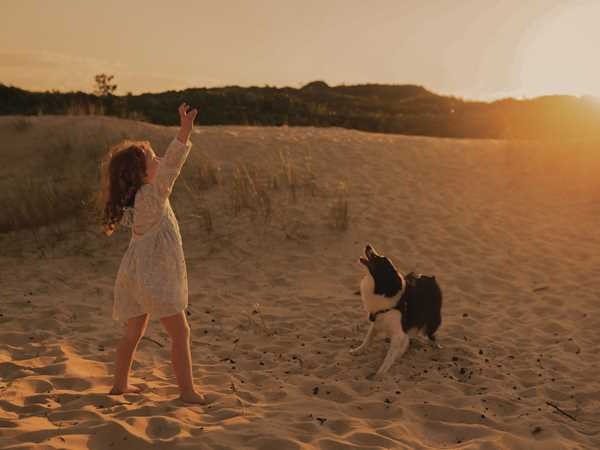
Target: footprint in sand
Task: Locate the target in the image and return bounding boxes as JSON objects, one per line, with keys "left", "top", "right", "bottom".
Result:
{"left": 145, "top": 416, "right": 182, "bottom": 440}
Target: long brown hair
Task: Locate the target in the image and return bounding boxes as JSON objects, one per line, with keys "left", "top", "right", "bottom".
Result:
{"left": 100, "top": 140, "right": 151, "bottom": 236}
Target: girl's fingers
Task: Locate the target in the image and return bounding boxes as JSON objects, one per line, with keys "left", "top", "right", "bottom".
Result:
{"left": 179, "top": 103, "right": 196, "bottom": 121}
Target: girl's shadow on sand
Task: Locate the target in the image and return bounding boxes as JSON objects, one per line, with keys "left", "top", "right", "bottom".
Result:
{"left": 11, "top": 389, "right": 224, "bottom": 449}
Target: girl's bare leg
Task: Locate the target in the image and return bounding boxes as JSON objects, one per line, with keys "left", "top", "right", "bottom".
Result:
{"left": 160, "top": 311, "right": 205, "bottom": 404}
{"left": 109, "top": 313, "right": 149, "bottom": 394}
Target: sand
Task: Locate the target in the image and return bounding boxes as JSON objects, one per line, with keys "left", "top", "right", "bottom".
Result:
{"left": 1, "top": 116, "right": 599, "bottom": 449}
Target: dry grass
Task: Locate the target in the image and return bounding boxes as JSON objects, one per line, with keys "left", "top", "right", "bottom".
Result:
{"left": 0, "top": 175, "right": 91, "bottom": 233}
{"left": 329, "top": 182, "right": 350, "bottom": 231}
{"left": 271, "top": 149, "right": 318, "bottom": 199}
{"left": 66, "top": 102, "right": 106, "bottom": 116}
{"left": 11, "top": 117, "right": 33, "bottom": 132}
{"left": 278, "top": 149, "right": 298, "bottom": 201}
{"left": 194, "top": 156, "right": 222, "bottom": 190}
{"left": 1, "top": 120, "right": 351, "bottom": 250}
{"left": 182, "top": 146, "right": 346, "bottom": 233}
{"left": 0, "top": 130, "right": 109, "bottom": 234}
{"left": 64, "top": 102, "right": 147, "bottom": 122}
{"left": 182, "top": 179, "right": 214, "bottom": 234}
{"left": 229, "top": 163, "right": 273, "bottom": 221}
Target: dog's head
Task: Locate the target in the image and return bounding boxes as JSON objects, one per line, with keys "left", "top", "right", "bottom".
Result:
{"left": 359, "top": 244, "right": 403, "bottom": 298}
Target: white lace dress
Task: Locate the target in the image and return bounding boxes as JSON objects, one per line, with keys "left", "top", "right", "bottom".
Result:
{"left": 113, "top": 138, "right": 192, "bottom": 323}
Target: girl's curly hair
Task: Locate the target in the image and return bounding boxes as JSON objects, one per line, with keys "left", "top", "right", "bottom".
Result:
{"left": 100, "top": 140, "right": 151, "bottom": 236}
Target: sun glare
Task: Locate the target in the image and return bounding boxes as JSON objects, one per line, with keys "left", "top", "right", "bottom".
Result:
{"left": 514, "top": 2, "right": 600, "bottom": 98}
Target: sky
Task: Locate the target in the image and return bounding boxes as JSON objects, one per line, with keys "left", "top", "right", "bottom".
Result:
{"left": 1, "top": 0, "right": 598, "bottom": 100}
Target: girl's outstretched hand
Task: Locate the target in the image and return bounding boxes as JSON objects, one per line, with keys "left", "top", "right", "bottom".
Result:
{"left": 179, "top": 102, "right": 198, "bottom": 129}
{"left": 177, "top": 102, "right": 198, "bottom": 143}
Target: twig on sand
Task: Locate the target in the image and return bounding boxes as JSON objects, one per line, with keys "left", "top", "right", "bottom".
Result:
{"left": 533, "top": 286, "right": 549, "bottom": 293}
{"left": 243, "top": 303, "right": 273, "bottom": 336}
{"left": 141, "top": 336, "right": 164, "bottom": 348}
{"left": 546, "top": 401, "right": 577, "bottom": 421}
{"left": 230, "top": 377, "right": 247, "bottom": 416}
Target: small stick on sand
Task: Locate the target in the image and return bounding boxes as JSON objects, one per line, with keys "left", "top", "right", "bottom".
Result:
{"left": 141, "top": 336, "right": 164, "bottom": 348}
{"left": 546, "top": 401, "right": 577, "bottom": 421}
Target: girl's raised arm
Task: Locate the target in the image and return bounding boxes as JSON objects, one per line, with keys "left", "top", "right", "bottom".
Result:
{"left": 152, "top": 103, "right": 198, "bottom": 203}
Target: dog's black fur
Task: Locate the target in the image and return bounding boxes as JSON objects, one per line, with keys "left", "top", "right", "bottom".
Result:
{"left": 400, "top": 272, "right": 442, "bottom": 340}
{"left": 360, "top": 244, "right": 442, "bottom": 340}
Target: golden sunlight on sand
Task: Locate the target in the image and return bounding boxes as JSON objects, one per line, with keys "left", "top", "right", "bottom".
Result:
{"left": 1, "top": 116, "right": 599, "bottom": 449}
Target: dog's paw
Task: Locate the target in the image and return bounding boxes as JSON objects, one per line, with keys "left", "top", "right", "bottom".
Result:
{"left": 427, "top": 339, "right": 443, "bottom": 350}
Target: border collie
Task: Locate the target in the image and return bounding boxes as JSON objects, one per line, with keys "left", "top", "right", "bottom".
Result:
{"left": 350, "top": 244, "right": 442, "bottom": 378}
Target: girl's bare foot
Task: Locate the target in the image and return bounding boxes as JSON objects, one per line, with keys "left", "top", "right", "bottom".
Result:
{"left": 109, "top": 385, "right": 143, "bottom": 395}
{"left": 180, "top": 390, "right": 207, "bottom": 404}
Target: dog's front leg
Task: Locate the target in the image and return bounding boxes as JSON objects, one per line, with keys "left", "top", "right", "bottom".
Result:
{"left": 371, "top": 333, "right": 409, "bottom": 379}
{"left": 350, "top": 322, "right": 375, "bottom": 355}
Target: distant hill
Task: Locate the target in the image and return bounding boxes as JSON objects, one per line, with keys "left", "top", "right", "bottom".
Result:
{"left": 2, "top": 82, "right": 600, "bottom": 139}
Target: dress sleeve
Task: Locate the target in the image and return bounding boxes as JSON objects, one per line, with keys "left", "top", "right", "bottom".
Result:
{"left": 150, "top": 138, "right": 192, "bottom": 204}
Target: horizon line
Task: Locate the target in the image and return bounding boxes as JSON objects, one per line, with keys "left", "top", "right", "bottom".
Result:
{"left": 1, "top": 80, "right": 598, "bottom": 105}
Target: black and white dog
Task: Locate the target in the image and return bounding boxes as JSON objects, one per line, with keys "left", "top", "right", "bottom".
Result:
{"left": 350, "top": 244, "right": 443, "bottom": 378}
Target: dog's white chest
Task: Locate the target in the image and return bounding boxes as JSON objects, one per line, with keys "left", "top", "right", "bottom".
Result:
{"left": 360, "top": 275, "right": 392, "bottom": 312}
{"left": 360, "top": 275, "right": 404, "bottom": 335}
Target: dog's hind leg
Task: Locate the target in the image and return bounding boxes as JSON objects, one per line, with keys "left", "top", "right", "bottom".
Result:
{"left": 427, "top": 333, "right": 443, "bottom": 349}
{"left": 426, "top": 311, "right": 442, "bottom": 349}
{"left": 350, "top": 322, "right": 375, "bottom": 356}
{"left": 372, "top": 332, "right": 409, "bottom": 379}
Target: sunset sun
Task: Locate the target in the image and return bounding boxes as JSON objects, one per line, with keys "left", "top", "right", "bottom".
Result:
{"left": 514, "top": 2, "right": 600, "bottom": 98}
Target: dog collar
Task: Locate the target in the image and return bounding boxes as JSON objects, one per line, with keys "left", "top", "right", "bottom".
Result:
{"left": 368, "top": 273, "right": 407, "bottom": 322}
{"left": 368, "top": 308, "right": 394, "bottom": 322}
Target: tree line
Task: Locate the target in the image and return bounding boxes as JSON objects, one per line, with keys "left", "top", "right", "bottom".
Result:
{"left": 2, "top": 79, "right": 600, "bottom": 140}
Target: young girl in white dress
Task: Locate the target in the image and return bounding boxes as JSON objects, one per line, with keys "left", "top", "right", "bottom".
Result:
{"left": 101, "top": 103, "right": 205, "bottom": 404}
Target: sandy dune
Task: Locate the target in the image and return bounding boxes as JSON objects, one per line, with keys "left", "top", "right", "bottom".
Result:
{"left": 1, "top": 116, "right": 599, "bottom": 449}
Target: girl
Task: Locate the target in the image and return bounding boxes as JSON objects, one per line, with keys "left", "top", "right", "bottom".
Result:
{"left": 101, "top": 103, "right": 205, "bottom": 404}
